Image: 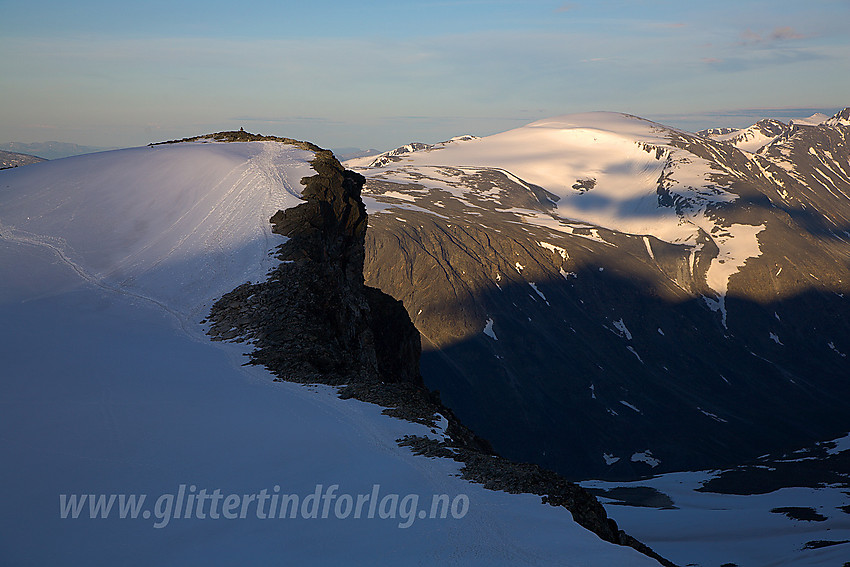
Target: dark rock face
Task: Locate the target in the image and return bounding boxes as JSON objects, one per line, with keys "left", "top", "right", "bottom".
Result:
{"left": 356, "top": 109, "right": 850, "bottom": 481}
{"left": 203, "top": 134, "right": 672, "bottom": 565}
{"left": 363, "top": 285, "right": 423, "bottom": 385}
{"left": 208, "top": 146, "right": 420, "bottom": 386}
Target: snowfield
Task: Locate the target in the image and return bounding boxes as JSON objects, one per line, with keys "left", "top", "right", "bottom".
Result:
{"left": 583, "top": 469, "right": 850, "bottom": 567}
{"left": 0, "top": 142, "right": 658, "bottom": 565}
{"left": 0, "top": 142, "right": 313, "bottom": 325}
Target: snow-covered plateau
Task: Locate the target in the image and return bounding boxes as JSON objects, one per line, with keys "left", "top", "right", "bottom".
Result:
{"left": 0, "top": 141, "right": 659, "bottom": 565}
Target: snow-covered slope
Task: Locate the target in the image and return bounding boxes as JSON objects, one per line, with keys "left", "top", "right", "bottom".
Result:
{"left": 355, "top": 112, "right": 768, "bottom": 311}
{"left": 360, "top": 113, "right": 718, "bottom": 242}
{"left": 0, "top": 142, "right": 312, "bottom": 324}
{"left": 0, "top": 141, "right": 659, "bottom": 565}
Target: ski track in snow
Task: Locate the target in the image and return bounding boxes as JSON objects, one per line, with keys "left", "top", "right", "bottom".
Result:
{"left": 0, "top": 142, "right": 311, "bottom": 339}
{"left": 0, "top": 219, "right": 192, "bottom": 331}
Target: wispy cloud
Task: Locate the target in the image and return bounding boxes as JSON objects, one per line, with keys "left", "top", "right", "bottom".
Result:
{"left": 702, "top": 43, "right": 828, "bottom": 72}
{"left": 555, "top": 3, "right": 577, "bottom": 13}
{"left": 770, "top": 26, "right": 804, "bottom": 41}
{"left": 738, "top": 25, "right": 805, "bottom": 46}
{"left": 3, "top": 2, "right": 848, "bottom": 150}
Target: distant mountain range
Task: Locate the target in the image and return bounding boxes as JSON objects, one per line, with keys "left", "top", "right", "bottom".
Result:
{"left": 0, "top": 141, "right": 115, "bottom": 160}
{"left": 332, "top": 146, "right": 381, "bottom": 161}
{"left": 349, "top": 107, "right": 850, "bottom": 480}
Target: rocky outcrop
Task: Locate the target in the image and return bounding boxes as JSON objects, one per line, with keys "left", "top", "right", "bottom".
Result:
{"left": 400, "top": 435, "right": 675, "bottom": 567}
{"left": 203, "top": 133, "right": 673, "bottom": 566}
{"left": 207, "top": 143, "right": 420, "bottom": 387}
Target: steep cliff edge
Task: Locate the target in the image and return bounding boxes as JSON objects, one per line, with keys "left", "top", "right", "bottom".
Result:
{"left": 203, "top": 133, "right": 673, "bottom": 566}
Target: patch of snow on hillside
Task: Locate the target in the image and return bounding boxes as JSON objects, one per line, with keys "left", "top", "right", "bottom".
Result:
{"left": 824, "top": 433, "right": 850, "bottom": 455}
{"left": 528, "top": 282, "right": 549, "bottom": 305}
{"left": 630, "top": 451, "right": 660, "bottom": 467}
{"left": 698, "top": 408, "right": 728, "bottom": 423}
{"left": 626, "top": 346, "right": 644, "bottom": 363}
{"left": 483, "top": 318, "right": 498, "bottom": 340}
{"left": 538, "top": 241, "right": 568, "bottom": 259}
{"left": 696, "top": 222, "right": 766, "bottom": 326}
{"left": 380, "top": 190, "right": 418, "bottom": 202}
{"left": 643, "top": 236, "right": 655, "bottom": 260}
{"left": 612, "top": 318, "right": 633, "bottom": 340}
{"left": 827, "top": 341, "right": 847, "bottom": 357}
{"left": 361, "top": 195, "right": 450, "bottom": 220}
{"left": 603, "top": 453, "right": 620, "bottom": 465}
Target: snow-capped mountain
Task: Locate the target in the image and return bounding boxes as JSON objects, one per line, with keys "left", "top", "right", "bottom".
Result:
{"left": 0, "top": 135, "right": 665, "bottom": 565}
{"left": 359, "top": 136, "right": 480, "bottom": 168}
{"left": 698, "top": 118, "right": 789, "bottom": 153}
{"left": 790, "top": 112, "right": 832, "bottom": 127}
{"left": 351, "top": 109, "right": 850, "bottom": 484}
{"left": 826, "top": 107, "right": 850, "bottom": 127}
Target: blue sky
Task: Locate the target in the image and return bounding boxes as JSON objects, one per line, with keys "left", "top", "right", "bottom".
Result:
{"left": 2, "top": 0, "right": 849, "bottom": 151}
